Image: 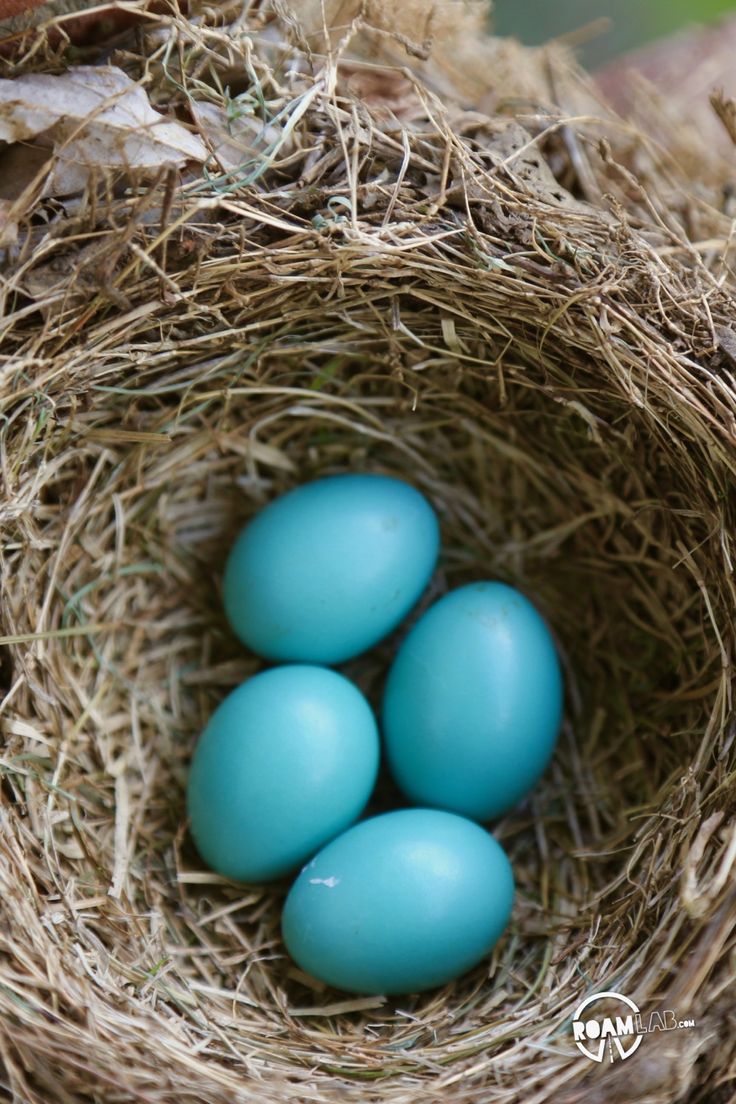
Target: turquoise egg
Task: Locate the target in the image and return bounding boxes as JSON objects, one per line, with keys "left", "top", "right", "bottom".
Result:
{"left": 281, "top": 808, "right": 514, "bottom": 994}
{"left": 223, "top": 474, "right": 439, "bottom": 664}
{"left": 382, "top": 582, "right": 563, "bottom": 820}
{"left": 187, "top": 666, "right": 379, "bottom": 881}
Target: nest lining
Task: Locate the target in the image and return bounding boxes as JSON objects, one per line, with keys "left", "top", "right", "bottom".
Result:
{"left": 1, "top": 2, "right": 736, "bottom": 1102}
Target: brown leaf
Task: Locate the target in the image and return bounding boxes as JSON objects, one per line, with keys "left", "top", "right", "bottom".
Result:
{"left": 710, "top": 88, "right": 736, "bottom": 146}
{"left": 338, "top": 64, "right": 423, "bottom": 121}
{"left": 0, "top": 0, "right": 48, "bottom": 18}
{"left": 0, "top": 140, "right": 52, "bottom": 200}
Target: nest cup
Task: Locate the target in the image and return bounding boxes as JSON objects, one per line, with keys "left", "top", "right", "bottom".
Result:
{"left": 1, "top": 3, "right": 736, "bottom": 1102}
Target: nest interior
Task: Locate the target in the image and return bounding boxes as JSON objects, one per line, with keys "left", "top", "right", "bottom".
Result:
{"left": 1, "top": 2, "right": 736, "bottom": 1102}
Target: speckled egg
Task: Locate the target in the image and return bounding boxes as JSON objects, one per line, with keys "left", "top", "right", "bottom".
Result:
{"left": 382, "top": 581, "right": 563, "bottom": 820}
{"left": 223, "top": 474, "right": 439, "bottom": 664}
{"left": 281, "top": 808, "right": 514, "bottom": 994}
{"left": 187, "top": 665, "right": 380, "bottom": 881}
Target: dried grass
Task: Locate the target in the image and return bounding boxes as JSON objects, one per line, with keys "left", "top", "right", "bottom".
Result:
{"left": 1, "top": 1, "right": 736, "bottom": 1102}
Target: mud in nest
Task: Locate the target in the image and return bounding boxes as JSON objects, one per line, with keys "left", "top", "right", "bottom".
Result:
{"left": 1, "top": 2, "right": 735, "bottom": 1102}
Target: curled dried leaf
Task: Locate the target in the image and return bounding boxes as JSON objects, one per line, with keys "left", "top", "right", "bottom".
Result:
{"left": 0, "top": 65, "right": 206, "bottom": 196}
{"left": 710, "top": 88, "right": 736, "bottom": 147}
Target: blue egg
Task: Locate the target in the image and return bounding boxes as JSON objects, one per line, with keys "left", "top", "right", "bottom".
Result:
{"left": 282, "top": 808, "right": 514, "bottom": 994}
{"left": 223, "top": 474, "right": 439, "bottom": 664}
{"left": 187, "top": 666, "right": 379, "bottom": 881}
{"left": 382, "top": 582, "right": 563, "bottom": 820}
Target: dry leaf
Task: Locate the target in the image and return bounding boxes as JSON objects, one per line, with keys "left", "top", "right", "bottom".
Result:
{"left": 19, "top": 237, "right": 126, "bottom": 318}
{"left": 0, "top": 65, "right": 207, "bottom": 195}
{"left": 338, "top": 63, "right": 424, "bottom": 121}
{"left": 190, "top": 99, "right": 282, "bottom": 174}
{"left": 710, "top": 88, "right": 736, "bottom": 147}
{"left": 0, "top": 197, "right": 17, "bottom": 247}
{"left": 0, "top": 141, "right": 52, "bottom": 200}
{"left": 0, "top": 0, "right": 59, "bottom": 18}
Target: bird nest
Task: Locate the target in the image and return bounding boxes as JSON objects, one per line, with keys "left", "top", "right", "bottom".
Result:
{"left": 1, "top": 2, "right": 735, "bottom": 1102}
